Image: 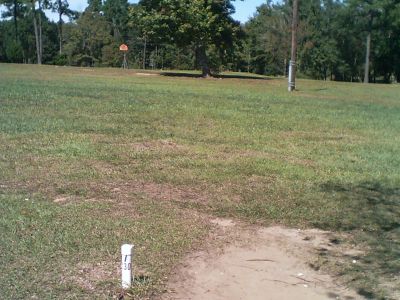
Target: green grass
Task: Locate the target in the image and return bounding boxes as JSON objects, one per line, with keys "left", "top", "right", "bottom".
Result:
{"left": 0, "top": 63, "right": 399, "bottom": 299}
{"left": 0, "top": 194, "right": 208, "bottom": 299}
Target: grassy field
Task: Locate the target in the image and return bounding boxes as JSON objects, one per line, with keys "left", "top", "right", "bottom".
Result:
{"left": 0, "top": 64, "right": 399, "bottom": 299}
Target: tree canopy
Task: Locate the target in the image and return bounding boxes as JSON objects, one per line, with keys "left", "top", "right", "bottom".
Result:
{"left": 133, "top": 0, "right": 242, "bottom": 76}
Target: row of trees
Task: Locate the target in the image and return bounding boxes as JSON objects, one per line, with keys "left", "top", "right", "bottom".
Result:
{"left": 246, "top": 0, "right": 400, "bottom": 82}
{"left": 1, "top": 0, "right": 400, "bottom": 82}
{"left": 0, "top": 0, "right": 76, "bottom": 64}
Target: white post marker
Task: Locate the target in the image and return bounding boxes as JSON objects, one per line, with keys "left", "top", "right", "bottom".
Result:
{"left": 121, "top": 244, "right": 134, "bottom": 289}
{"left": 288, "top": 61, "right": 294, "bottom": 91}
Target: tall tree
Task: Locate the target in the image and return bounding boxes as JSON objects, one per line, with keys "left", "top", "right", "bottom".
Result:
{"left": 0, "top": 0, "right": 24, "bottom": 41}
{"left": 64, "top": 2, "right": 113, "bottom": 66}
{"left": 297, "top": 0, "right": 341, "bottom": 80}
{"left": 27, "top": 0, "right": 41, "bottom": 63}
{"left": 135, "top": 0, "right": 242, "bottom": 77}
{"left": 50, "top": 0, "right": 75, "bottom": 54}
{"left": 346, "top": 0, "right": 382, "bottom": 83}
{"left": 246, "top": 3, "right": 291, "bottom": 76}
{"left": 24, "top": 0, "right": 48, "bottom": 64}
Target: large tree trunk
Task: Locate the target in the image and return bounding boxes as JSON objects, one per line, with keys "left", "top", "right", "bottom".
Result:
{"left": 363, "top": 31, "right": 371, "bottom": 83}
{"left": 196, "top": 45, "right": 211, "bottom": 78}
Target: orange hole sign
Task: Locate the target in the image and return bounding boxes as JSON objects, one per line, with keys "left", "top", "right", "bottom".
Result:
{"left": 119, "top": 44, "right": 128, "bottom": 51}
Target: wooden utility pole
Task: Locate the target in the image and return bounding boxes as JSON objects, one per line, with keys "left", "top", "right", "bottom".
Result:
{"left": 288, "top": 0, "right": 299, "bottom": 92}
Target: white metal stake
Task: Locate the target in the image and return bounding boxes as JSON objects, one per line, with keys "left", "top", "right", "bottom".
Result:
{"left": 288, "top": 61, "right": 293, "bottom": 91}
{"left": 121, "top": 244, "right": 134, "bottom": 289}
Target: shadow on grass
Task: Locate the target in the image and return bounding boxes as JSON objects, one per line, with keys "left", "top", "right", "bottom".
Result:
{"left": 311, "top": 88, "right": 329, "bottom": 92}
{"left": 160, "top": 71, "right": 269, "bottom": 80}
{"left": 319, "top": 181, "right": 400, "bottom": 232}
{"left": 319, "top": 181, "right": 400, "bottom": 299}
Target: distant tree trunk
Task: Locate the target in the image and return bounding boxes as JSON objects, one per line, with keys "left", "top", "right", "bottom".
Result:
{"left": 284, "top": 58, "right": 287, "bottom": 77}
{"left": 31, "top": 0, "right": 41, "bottom": 64}
{"left": 112, "top": 17, "right": 120, "bottom": 39}
{"left": 155, "top": 45, "right": 158, "bottom": 69}
{"left": 38, "top": 0, "right": 43, "bottom": 61}
{"left": 364, "top": 14, "right": 374, "bottom": 84}
{"left": 58, "top": 13, "right": 62, "bottom": 54}
{"left": 363, "top": 31, "right": 371, "bottom": 83}
{"left": 13, "top": 0, "right": 18, "bottom": 41}
{"left": 143, "top": 36, "right": 147, "bottom": 69}
{"left": 247, "top": 48, "right": 251, "bottom": 73}
{"left": 58, "top": 0, "right": 63, "bottom": 54}
{"left": 196, "top": 45, "right": 211, "bottom": 77}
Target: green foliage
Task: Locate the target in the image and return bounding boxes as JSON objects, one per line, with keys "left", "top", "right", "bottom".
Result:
{"left": 101, "top": 42, "right": 121, "bottom": 66}
{"left": 87, "top": 0, "right": 102, "bottom": 12}
{"left": 0, "top": 2, "right": 59, "bottom": 64}
{"left": 133, "top": 0, "right": 242, "bottom": 75}
{"left": 245, "top": 2, "right": 290, "bottom": 75}
{"left": 4, "top": 37, "right": 24, "bottom": 62}
{"left": 103, "top": 0, "right": 129, "bottom": 40}
{"left": 64, "top": 7, "right": 113, "bottom": 66}
{"left": 242, "top": 0, "right": 400, "bottom": 81}
{"left": 296, "top": 0, "right": 340, "bottom": 79}
{"left": 52, "top": 53, "right": 68, "bottom": 65}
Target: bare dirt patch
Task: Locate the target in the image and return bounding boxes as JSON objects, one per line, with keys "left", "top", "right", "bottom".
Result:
{"left": 162, "top": 219, "right": 363, "bottom": 300}
{"left": 53, "top": 196, "right": 72, "bottom": 203}
{"left": 129, "top": 140, "right": 188, "bottom": 152}
{"left": 70, "top": 261, "right": 117, "bottom": 292}
{"left": 135, "top": 72, "right": 159, "bottom": 76}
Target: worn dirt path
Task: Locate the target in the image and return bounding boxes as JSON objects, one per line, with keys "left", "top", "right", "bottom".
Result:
{"left": 162, "top": 218, "right": 363, "bottom": 300}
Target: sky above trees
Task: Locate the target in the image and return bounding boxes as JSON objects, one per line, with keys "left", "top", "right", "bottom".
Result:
{"left": 231, "top": 0, "right": 266, "bottom": 23}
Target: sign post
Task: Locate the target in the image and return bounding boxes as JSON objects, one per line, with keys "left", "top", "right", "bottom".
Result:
{"left": 120, "top": 44, "right": 129, "bottom": 69}
{"left": 121, "top": 244, "right": 134, "bottom": 289}
{"left": 288, "top": 0, "right": 299, "bottom": 92}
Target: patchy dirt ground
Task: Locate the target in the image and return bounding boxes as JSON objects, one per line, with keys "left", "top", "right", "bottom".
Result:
{"left": 161, "top": 218, "right": 363, "bottom": 300}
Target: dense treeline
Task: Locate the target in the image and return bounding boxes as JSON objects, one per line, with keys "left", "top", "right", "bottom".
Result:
{"left": 1, "top": 0, "right": 399, "bottom": 82}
